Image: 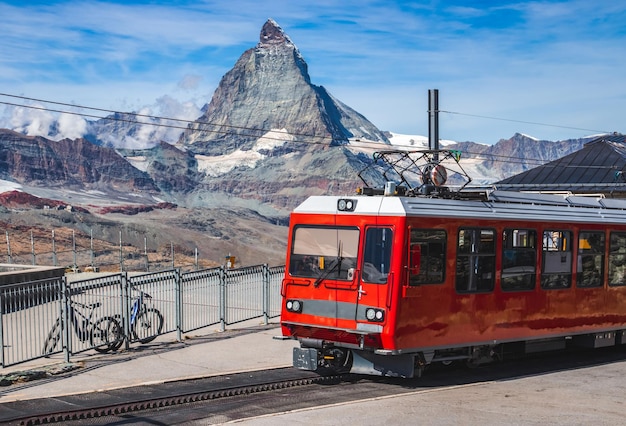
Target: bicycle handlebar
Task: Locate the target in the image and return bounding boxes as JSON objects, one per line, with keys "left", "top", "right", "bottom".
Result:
{"left": 71, "top": 300, "right": 102, "bottom": 310}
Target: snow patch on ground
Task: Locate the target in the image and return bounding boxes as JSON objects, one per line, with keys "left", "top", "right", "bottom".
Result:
{"left": 254, "top": 128, "right": 293, "bottom": 150}
{"left": 196, "top": 129, "right": 293, "bottom": 176}
{"left": 125, "top": 156, "right": 149, "bottom": 172}
{"left": 518, "top": 133, "right": 539, "bottom": 141}
{"left": 0, "top": 180, "right": 22, "bottom": 193}
{"left": 388, "top": 132, "right": 456, "bottom": 147}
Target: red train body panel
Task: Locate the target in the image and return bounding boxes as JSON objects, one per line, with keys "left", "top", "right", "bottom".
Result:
{"left": 280, "top": 191, "right": 626, "bottom": 377}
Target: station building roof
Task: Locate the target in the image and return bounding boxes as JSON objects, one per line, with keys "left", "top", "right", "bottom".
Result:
{"left": 495, "top": 133, "right": 626, "bottom": 195}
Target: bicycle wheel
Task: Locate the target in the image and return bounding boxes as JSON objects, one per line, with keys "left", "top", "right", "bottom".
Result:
{"left": 42, "top": 318, "right": 62, "bottom": 355}
{"left": 91, "top": 316, "right": 124, "bottom": 353}
{"left": 132, "top": 308, "right": 164, "bottom": 343}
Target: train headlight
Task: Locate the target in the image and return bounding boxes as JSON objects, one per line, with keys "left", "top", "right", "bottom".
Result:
{"left": 337, "top": 198, "right": 356, "bottom": 212}
{"left": 286, "top": 299, "right": 303, "bottom": 313}
{"left": 365, "top": 308, "right": 385, "bottom": 322}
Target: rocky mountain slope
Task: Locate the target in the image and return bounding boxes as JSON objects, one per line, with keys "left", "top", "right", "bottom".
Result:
{"left": 445, "top": 133, "right": 588, "bottom": 184}
{"left": 0, "top": 129, "right": 159, "bottom": 194}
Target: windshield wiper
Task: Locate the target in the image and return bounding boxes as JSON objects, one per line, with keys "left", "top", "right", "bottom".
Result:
{"left": 314, "top": 257, "right": 342, "bottom": 287}
{"left": 314, "top": 241, "right": 343, "bottom": 288}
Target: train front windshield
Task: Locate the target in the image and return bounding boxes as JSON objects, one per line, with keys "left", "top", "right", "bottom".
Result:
{"left": 289, "top": 225, "right": 359, "bottom": 281}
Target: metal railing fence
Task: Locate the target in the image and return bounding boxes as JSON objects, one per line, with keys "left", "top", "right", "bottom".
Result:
{"left": 0, "top": 264, "right": 285, "bottom": 368}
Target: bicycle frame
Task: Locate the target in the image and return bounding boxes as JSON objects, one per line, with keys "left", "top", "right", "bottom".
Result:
{"left": 130, "top": 291, "right": 149, "bottom": 328}
{"left": 68, "top": 301, "right": 100, "bottom": 343}
{"left": 123, "top": 289, "right": 163, "bottom": 345}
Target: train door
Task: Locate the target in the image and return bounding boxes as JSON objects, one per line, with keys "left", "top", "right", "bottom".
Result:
{"left": 355, "top": 226, "right": 393, "bottom": 327}
{"left": 286, "top": 224, "right": 360, "bottom": 329}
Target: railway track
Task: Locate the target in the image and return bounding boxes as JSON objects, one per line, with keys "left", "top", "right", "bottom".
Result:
{"left": 2, "top": 367, "right": 343, "bottom": 425}
{"left": 5, "top": 346, "right": 626, "bottom": 425}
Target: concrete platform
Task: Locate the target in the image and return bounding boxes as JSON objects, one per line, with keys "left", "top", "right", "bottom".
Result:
{"left": 0, "top": 321, "right": 296, "bottom": 403}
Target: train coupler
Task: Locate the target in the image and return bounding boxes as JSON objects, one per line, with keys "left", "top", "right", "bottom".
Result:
{"left": 293, "top": 347, "right": 318, "bottom": 371}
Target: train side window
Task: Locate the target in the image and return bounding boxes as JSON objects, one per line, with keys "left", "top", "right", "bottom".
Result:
{"left": 577, "top": 231, "right": 605, "bottom": 288}
{"left": 409, "top": 229, "right": 446, "bottom": 285}
{"left": 609, "top": 232, "right": 626, "bottom": 286}
{"left": 456, "top": 228, "right": 495, "bottom": 293}
{"left": 362, "top": 227, "right": 393, "bottom": 284}
{"left": 541, "top": 230, "right": 572, "bottom": 289}
{"left": 501, "top": 229, "right": 536, "bottom": 291}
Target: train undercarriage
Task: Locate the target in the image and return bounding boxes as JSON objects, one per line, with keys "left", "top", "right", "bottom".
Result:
{"left": 293, "top": 330, "right": 625, "bottom": 378}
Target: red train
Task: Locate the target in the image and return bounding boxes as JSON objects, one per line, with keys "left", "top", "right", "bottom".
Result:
{"left": 280, "top": 151, "right": 626, "bottom": 378}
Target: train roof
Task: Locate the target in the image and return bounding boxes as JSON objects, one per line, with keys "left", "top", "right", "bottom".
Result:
{"left": 293, "top": 190, "right": 626, "bottom": 225}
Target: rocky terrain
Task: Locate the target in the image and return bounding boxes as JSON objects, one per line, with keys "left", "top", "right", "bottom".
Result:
{"left": 0, "top": 193, "right": 287, "bottom": 271}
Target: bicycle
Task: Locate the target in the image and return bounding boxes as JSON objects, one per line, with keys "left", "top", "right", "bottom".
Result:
{"left": 43, "top": 300, "right": 123, "bottom": 355}
{"left": 127, "top": 290, "right": 164, "bottom": 343}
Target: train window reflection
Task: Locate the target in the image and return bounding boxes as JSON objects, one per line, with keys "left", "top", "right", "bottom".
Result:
{"left": 362, "top": 227, "right": 393, "bottom": 284}
{"left": 456, "top": 228, "right": 495, "bottom": 293}
{"left": 577, "top": 231, "right": 605, "bottom": 288}
{"left": 501, "top": 229, "right": 537, "bottom": 291}
{"left": 609, "top": 232, "right": 626, "bottom": 286}
{"left": 289, "top": 225, "right": 359, "bottom": 281}
{"left": 409, "top": 229, "right": 446, "bottom": 285}
{"left": 541, "top": 230, "right": 572, "bottom": 289}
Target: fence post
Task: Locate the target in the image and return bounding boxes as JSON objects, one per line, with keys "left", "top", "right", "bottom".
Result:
{"left": 0, "top": 286, "right": 4, "bottom": 367}
{"left": 171, "top": 242, "right": 175, "bottom": 269}
{"left": 31, "top": 231, "right": 36, "bottom": 265}
{"left": 6, "top": 231, "right": 12, "bottom": 264}
{"left": 90, "top": 228, "right": 95, "bottom": 269}
{"left": 119, "top": 230, "right": 124, "bottom": 272}
{"left": 122, "top": 272, "right": 131, "bottom": 350}
{"left": 72, "top": 230, "right": 77, "bottom": 270}
{"left": 52, "top": 230, "right": 57, "bottom": 266}
{"left": 144, "top": 237, "right": 149, "bottom": 272}
{"left": 175, "top": 268, "right": 182, "bottom": 341}
{"left": 61, "top": 276, "right": 71, "bottom": 363}
{"left": 263, "top": 264, "right": 269, "bottom": 325}
{"left": 219, "top": 266, "right": 226, "bottom": 332}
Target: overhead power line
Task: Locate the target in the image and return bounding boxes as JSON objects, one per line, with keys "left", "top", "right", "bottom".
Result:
{"left": 0, "top": 92, "right": 608, "bottom": 167}
{"left": 440, "top": 110, "right": 612, "bottom": 135}
{"left": 3, "top": 93, "right": 608, "bottom": 139}
{"left": 0, "top": 93, "right": 335, "bottom": 143}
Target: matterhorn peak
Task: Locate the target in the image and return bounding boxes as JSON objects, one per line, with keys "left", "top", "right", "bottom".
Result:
{"left": 259, "top": 18, "right": 294, "bottom": 47}
{"left": 179, "top": 19, "right": 389, "bottom": 152}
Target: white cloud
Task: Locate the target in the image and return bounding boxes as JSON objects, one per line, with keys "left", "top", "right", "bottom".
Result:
{"left": 57, "top": 113, "right": 88, "bottom": 140}
{"left": 178, "top": 75, "right": 203, "bottom": 91}
{"left": 9, "top": 105, "right": 54, "bottom": 138}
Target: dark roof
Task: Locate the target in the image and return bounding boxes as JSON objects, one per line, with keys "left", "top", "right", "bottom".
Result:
{"left": 495, "top": 133, "right": 626, "bottom": 194}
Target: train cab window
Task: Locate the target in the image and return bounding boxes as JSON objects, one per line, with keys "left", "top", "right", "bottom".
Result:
{"left": 456, "top": 228, "right": 495, "bottom": 293}
{"left": 409, "top": 229, "right": 446, "bottom": 285}
{"left": 577, "top": 231, "right": 605, "bottom": 288}
{"left": 362, "top": 227, "right": 393, "bottom": 284}
{"left": 541, "top": 230, "right": 572, "bottom": 289}
{"left": 609, "top": 232, "right": 626, "bottom": 286}
{"left": 501, "top": 229, "right": 536, "bottom": 291}
{"left": 289, "top": 225, "right": 359, "bottom": 281}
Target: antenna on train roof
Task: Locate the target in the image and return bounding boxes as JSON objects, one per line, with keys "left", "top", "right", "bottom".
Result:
{"left": 429, "top": 89, "right": 439, "bottom": 159}
{"left": 356, "top": 89, "right": 473, "bottom": 198}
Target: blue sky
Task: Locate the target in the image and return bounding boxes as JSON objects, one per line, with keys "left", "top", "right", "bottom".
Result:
{"left": 0, "top": 0, "right": 625, "bottom": 144}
